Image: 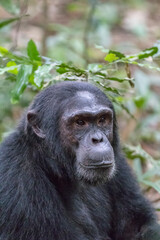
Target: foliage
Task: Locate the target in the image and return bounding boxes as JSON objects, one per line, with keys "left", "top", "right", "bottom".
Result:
{"left": 124, "top": 145, "right": 160, "bottom": 194}
{"left": 1, "top": 40, "right": 160, "bottom": 106}
{"left": 0, "top": 16, "right": 21, "bottom": 29}
{"left": 0, "top": 0, "right": 19, "bottom": 15}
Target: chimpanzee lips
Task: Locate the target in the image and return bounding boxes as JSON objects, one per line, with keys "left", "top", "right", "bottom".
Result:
{"left": 80, "top": 161, "right": 113, "bottom": 169}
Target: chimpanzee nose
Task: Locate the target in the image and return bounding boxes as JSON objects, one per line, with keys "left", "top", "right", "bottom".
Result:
{"left": 91, "top": 132, "right": 103, "bottom": 144}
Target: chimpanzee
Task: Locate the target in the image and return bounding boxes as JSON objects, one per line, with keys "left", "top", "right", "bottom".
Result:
{"left": 0, "top": 81, "right": 159, "bottom": 240}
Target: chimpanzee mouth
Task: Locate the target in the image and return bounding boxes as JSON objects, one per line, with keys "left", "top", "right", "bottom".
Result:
{"left": 80, "top": 161, "right": 113, "bottom": 169}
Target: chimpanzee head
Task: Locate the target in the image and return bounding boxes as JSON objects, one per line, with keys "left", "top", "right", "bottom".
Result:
{"left": 26, "top": 81, "right": 118, "bottom": 184}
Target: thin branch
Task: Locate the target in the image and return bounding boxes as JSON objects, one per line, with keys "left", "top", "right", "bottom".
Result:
{"left": 42, "top": 0, "right": 49, "bottom": 56}
{"left": 83, "top": 0, "right": 97, "bottom": 68}
{"left": 12, "top": 0, "right": 29, "bottom": 50}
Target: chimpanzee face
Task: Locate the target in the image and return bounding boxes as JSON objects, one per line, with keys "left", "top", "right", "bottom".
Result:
{"left": 60, "top": 91, "right": 116, "bottom": 184}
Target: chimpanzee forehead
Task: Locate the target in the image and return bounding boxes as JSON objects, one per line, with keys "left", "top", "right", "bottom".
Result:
{"left": 75, "top": 90, "right": 110, "bottom": 108}
{"left": 76, "top": 91, "right": 95, "bottom": 100}
{"left": 62, "top": 90, "right": 112, "bottom": 118}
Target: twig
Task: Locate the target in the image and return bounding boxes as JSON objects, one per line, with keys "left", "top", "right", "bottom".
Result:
{"left": 83, "top": 0, "right": 97, "bottom": 68}
{"left": 12, "top": 0, "right": 29, "bottom": 50}
{"left": 42, "top": 0, "right": 48, "bottom": 56}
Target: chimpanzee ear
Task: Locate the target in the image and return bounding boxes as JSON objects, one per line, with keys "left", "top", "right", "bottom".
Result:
{"left": 27, "top": 110, "right": 46, "bottom": 139}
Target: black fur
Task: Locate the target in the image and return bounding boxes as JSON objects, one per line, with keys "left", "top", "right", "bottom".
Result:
{"left": 0, "top": 81, "right": 159, "bottom": 240}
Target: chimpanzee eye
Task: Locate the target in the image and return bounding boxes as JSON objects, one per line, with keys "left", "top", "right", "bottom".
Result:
{"left": 99, "top": 116, "right": 106, "bottom": 123}
{"left": 76, "top": 119, "right": 86, "bottom": 126}
{"left": 98, "top": 114, "right": 111, "bottom": 126}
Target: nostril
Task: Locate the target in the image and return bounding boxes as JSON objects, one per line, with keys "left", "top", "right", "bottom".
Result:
{"left": 92, "top": 137, "right": 103, "bottom": 144}
{"left": 92, "top": 138, "right": 98, "bottom": 144}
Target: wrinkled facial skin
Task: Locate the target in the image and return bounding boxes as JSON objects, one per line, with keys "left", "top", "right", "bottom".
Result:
{"left": 60, "top": 91, "right": 116, "bottom": 184}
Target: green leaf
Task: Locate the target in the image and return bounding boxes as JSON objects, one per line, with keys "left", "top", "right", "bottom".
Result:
{"left": 0, "top": 65, "right": 18, "bottom": 75}
{"left": 27, "top": 40, "right": 41, "bottom": 61}
{"left": 34, "top": 65, "right": 53, "bottom": 88}
{"left": 56, "top": 63, "right": 85, "bottom": 76}
{"left": 123, "top": 144, "right": 156, "bottom": 165}
{"left": 6, "top": 61, "right": 18, "bottom": 74}
{"left": 109, "top": 50, "right": 125, "bottom": 59}
{"left": 96, "top": 81, "right": 122, "bottom": 95}
{"left": 11, "top": 65, "right": 33, "bottom": 103}
{"left": 141, "top": 180, "right": 160, "bottom": 193}
{"left": 108, "top": 77, "right": 135, "bottom": 86}
{"left": 131, "top": 61, "right": 160, "bottom": 71}
{"left": 138, "top": 47, "right": 158, "bottom": 59}
{"left": 0, "top": 17, "right": 20, "bottom": 29}
{"left": 0, "top": 46, "right": 31, "bottom": 64}
{"left": 96, "top": 45, "right": 126, "bottom": 59}
{"left": 0, "top": 0, "right": 19, "bottom": 14}
{"left": 134, "top": 96, "right": 146, "bottom": 109}
{"left": 104, "top": 53, "right": 119, "bottom": 63}
{"left": 56, "top": 66, "right": 68, "bottom": 74}
{"left": 104, "top": 50, "right": 125, "bottom": 63}
{"left": 103, "top": 86, "right": 121, "bottom": 95}
{"left": 0, "top": 46, "right": 9, "bottom": 56}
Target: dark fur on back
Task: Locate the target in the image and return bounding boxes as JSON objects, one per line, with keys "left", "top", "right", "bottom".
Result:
{"left": 0, "top": 81, "right": 158, "bottom": 240}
